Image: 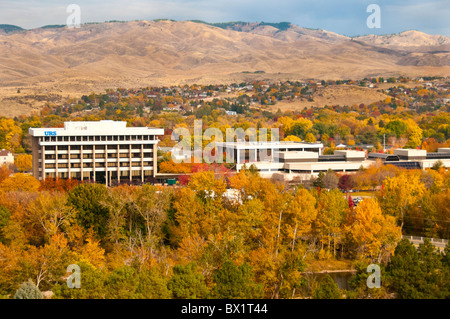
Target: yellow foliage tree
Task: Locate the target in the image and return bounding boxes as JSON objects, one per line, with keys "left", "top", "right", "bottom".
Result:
{"left": 0, "top": 173, "right": 40, "bottom": 192}
{"left": 304, "top": 133, "right": 316, "bottom": 143}
{"left": 283, "top": 135, "right": 302, "bottom": 142}
{"left": 15, "top": 154, "right": 33, "bottom": 172}
{"left": 345, "top": 198, "right": 401, "bottom": 262}
{"left": 285, "top": 189, "right": 317, "bottom": 251}
{"left": 380, "top": 171, "right": 426, "bottom": 230}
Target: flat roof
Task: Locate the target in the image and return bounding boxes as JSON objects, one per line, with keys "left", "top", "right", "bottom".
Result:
{"left": 29, "top": 120, "right": 164, "bottom": 137}
{"left": 216, "top": 141, "right": 323, "bottom": 149}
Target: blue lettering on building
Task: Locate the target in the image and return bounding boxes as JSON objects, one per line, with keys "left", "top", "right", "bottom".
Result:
{"left": 44, "top": 131, "right": 57, "bottom": 136}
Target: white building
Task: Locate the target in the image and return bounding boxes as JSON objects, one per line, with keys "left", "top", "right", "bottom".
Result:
{"left": 28, "top": 120, "right": 164, "bottom": 186}
{"left": 0, "top": 149, "right": 14, "bottom": 166}
{"left": 215, "top": 141, "right": 324, "bottom": 172}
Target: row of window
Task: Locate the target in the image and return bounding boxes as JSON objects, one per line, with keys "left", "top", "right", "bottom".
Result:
{"left": 45, "top": 161, "right": 153, "bottom": 169}
{"left": 45, "top": 152, "right": 152, "bottom": 160}
{"left": 44, "top": 170, "right": 153, "bottom": 179}
{"left": 42, "top": 135, "right": 157, "bottom": 142}
{"left": 44, "top": 144, "right": 155, "bottom": 151}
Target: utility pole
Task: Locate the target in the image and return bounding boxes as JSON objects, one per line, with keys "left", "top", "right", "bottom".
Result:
{"left": 383, "top": 134, "right": 386, "bottom": 153}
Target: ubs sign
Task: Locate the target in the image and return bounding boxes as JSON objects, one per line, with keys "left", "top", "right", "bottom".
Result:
{"left": 45, "top": 131, "right": 57, "bottom": 136}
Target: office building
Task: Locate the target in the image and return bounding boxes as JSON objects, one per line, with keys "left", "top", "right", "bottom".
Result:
{"left": 28, "top": 120, "right": 164, "bottom": 186}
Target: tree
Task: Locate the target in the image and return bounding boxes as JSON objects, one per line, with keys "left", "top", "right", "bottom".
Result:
{"left": 52, "top": 262, "right": 107, "bottom": 299}
{"left": 0, "top": 165, "right": 11, "bottom": 184}
{"left": 386, "top": 238, "right": 449, "bottom": 299}
{"left": 0, "top": 173, "right": 40, "bottom": 192}
{"left": 67, "top": 183, "right": 110, "bottom": 239}
{"left": 405, "top": 119, "right": 423, "bottom": 148}
{"left": 313, "top": 275, "right": 341, "bottom": 299}
{"left": 30, "top": 192, "right": 74, "bottom": 239}
{"left": 14, "top": 154, "right": 32, "bottom": 172}
{"left": 338, "top": 174, "right": 354, "bottom": 192}
{"left": 136, "top": 268, "right": 172, "bottom": 299}
{"left": 315, "top": 189, "right": 348, "bottom": 257}
{"left": 380, "top": 171, "right": 426, "bottom": 231}
{"left": 167, "top": 263, "right": 209, "bottom": 299}
{"left": 14, "top": 280, "right": 43, "bottom": 299}
{"left": 283, "top": 135, "right": 302, "bottom": 142}
{"left": 290, "top": 118, "right": 313, "bottom": 139}
{"left": 211, "top": 261, "right": 264, "bottom": 299}
{"left": 322, "top": 170, "right": 339, "bottom": 189}
{"left": 105, "top": 266, "right": 139, "bottom": 299}
{"left": 0, "top": 205, "right": 10, "bottom": 243}
{"left": 0, "top": 118, "right": 22, "bottom": 151}
{"left": 345, "top": 198, "right": 401, "bottom": 262}
{"left": 304, "top": 132, "right": 316, "bottom": 143}
{"left": 313, "top": 172, "right": 325, "bottom": 188}
{"left": 285, "top": 188, "right": 317, "bottom": 251}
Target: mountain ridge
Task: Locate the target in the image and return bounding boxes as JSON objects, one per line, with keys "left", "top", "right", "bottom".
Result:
{"left": 0, "top": 19, "right": 448, "bottom": 117}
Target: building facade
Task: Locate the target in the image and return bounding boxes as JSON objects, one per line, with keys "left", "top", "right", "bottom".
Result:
{"left": 29, "top": 121, "right": 164, "bottom": 186}
{"left": 215, "top": 141, "right": 324, "bottom": 172}
{"left": 0, "top": 149, "right": 14, "bottom": 167}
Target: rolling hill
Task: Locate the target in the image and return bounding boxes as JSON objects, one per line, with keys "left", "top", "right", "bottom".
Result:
{"left": 0, "top": 20, "right": 448, "bottom": 116}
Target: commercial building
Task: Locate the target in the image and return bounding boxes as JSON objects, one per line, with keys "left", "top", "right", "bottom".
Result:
{"left": 215, "top": 141, "right": 450, "bottom": 181}
{"left": 28, "top": 120, "right": 164, "bottom": 186}
{"left": 215, "top": 141, "right": 324, "bottom": 172}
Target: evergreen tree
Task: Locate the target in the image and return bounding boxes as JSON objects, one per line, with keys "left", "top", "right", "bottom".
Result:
{"left": 387, "top": 238, "right": 448, "bottom": 298}
{"left": 14, "top": 280, "right": 43, "bottom": 299}
{"left": 167, "top": 263, "right": 209, "bottom": 299}
{"left": 212, "top": 261, "right": 264, "bottom": 299}
{"left": 313, "top": 275, "right": 341, "bottom": 299}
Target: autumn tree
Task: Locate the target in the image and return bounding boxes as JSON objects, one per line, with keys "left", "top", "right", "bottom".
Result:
{"left": 315, "top": 189, "right": 348, "bottom": 257}
{"left": 14, "top": 154, "right": 32, "bottom": 172}
{"left": 0, "top": 173, "right": 40, "bottom": 192}
{"left": 345, "top": 198, "right": 401, "bottom": 262}
{"left": 322, "top": 170, "right": 339, "bottom": 190}
{"left": 29, "top": 192, "right": 74, "bottom": 240}
{"left": 0, "top": 165, "right": 11, "bottom": 184}
{"left": 285, "top": 188, "right": 317, "bottom": 252}
{"left": 379, "top": 171, "right": 426, "bottom": 231}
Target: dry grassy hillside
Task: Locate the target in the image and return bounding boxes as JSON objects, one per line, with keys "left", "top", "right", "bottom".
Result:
{"left": 0, "top": 20, "right": 448, "bottom": 116}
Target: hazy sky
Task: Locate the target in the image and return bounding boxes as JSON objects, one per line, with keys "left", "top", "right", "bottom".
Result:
{"left": 0, "top": 0, "right": 448, "bottom": 36}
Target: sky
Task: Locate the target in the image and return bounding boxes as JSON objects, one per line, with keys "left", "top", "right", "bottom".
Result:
{"left": 0, "top": 0, "right": 448, "bottom": 36}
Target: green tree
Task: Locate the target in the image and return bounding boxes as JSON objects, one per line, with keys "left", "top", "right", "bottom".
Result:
{"left": 313, "top": 275, "right": 341, "bottom": 299}
{"left": 211, "top": 261, "right": 264, "bottom": 299}
{"left": 105, "top": 266, "right": 139, "bottom": 299}
{"left": 14, "top": 280, "right": 43, "bottom": 299}
{"left": 52, "top": 262, "right": 107, "bottom": 299}
{"left": 0, "top": 205, "right": 10, "bottom": 243}
{"left": 67, "top": 183, "right": 110, "bottom": 239}
{"left": 167, "top": 263, "right": 209, "bottom": 299}
{"left": 386, "top": 238, "right": 448, "bottom": 299}
{"left": 136, "top": 268, "right": 172, "bottom": 299}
